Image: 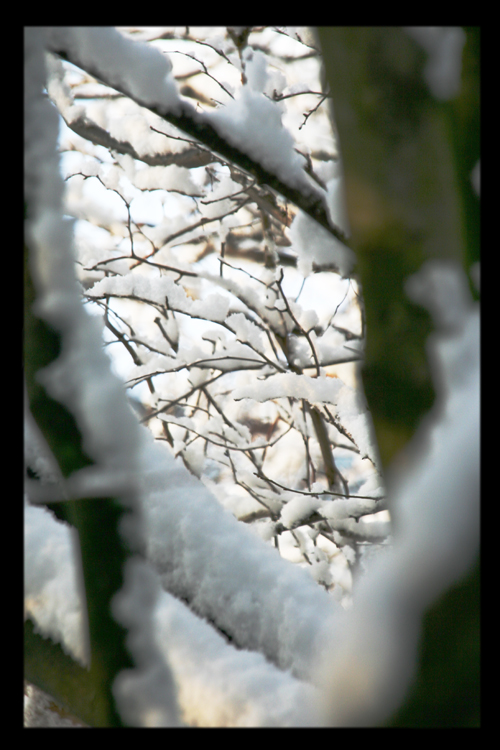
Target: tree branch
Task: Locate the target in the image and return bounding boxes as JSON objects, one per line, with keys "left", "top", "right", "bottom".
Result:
{"left": 47, "top": 30, "right": 348, "bottom": 245}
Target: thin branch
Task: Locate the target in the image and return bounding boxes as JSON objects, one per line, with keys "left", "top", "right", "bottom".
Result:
{"left": 299, "top": 93, "right": 329, "bottom": 131}
{"left": 258, "top": 474, "right": 385, "bottom": 503}
{"left": 169, "top": 49, "right": 235, "bottom": 101}
{"left": 275, "top": 267, "right": 321, "bottom": 376}
{"left": 141, "top": 372, "right": 225, "bottom": 422}
{"left": 159, "top": 415, "right": 293, "bottom": 454}
{"left": 308, "top": 404, "right": 338, "bottom": 491}
{"left": 86, "top": 253, "right": 199, "bottom": 280}
{"left": 58, "top": 108, "right": 214, "bottom": 169}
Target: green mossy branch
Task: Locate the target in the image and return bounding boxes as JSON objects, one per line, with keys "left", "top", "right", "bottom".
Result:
{"left": 25, "top": 229, "right": 134, "bottom": 726}
{"left": 25, "top": 618, "right": 94, "bottom": 727}
{"left": 24, "top": 241, "right": 93, "bottom": 482}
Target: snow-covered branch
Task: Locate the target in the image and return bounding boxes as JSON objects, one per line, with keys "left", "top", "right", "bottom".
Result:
{"left": 45, "top": 27, "right": 349, "bottom": 247}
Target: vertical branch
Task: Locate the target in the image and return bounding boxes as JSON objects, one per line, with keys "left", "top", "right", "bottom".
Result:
{"left": 308, "top": 404, "right": 337, "bottom": 491}
{"left": 25, "top": 240, "right": 134, "bottom": 727}
{"left": 25, "top": 28, "right": 180, "bottom": 727}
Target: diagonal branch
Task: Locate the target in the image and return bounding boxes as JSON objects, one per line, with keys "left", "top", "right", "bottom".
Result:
{"left": 46, "top": 29, "right": 348, "bottom": 245}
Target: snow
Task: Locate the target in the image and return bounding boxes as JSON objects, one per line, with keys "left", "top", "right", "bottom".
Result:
{"left": 46, "top": 27, "right": 182, "bottom": 114}
{"left": 321, "top": 496, "right": 380, "bottom": 523}
{"left": 24, "top": 484, "right": 328, "bottom": 726}
{"left": 111, "top": 558, "right": 181, "bottom": 727}
{"left": 88, "top": 274, "right": 230, "bottom": 324}
{"left": 405, "top": 257, "right": 471, "bottom": 333}
{"left": 137, "top": 428, "right": 341, "bottom": 680}
{"left": 24, "top": 683, "right": 86, "bottom": 727}
{"left": 207, "top": 51, "right": 317, "bottom": 197}
{"left": 24, "top": 501, "right": 88, "bottom": 666}
{"left": 24, "top": 490, "right": 324, "bottom": 726}
{"left": 243, "top": 47, "right": 269, "bottom": 92}
{"left": 280, "top": 495, "right": 321, "bottom": 530}
{"left": 45, "top": 26, "right": 336, "bottom": 244}
{"left": 153, "top": 586, "right": 322, "bottom": 726}
{"left": 24, "top": 420, "right": 341, "bottom": 723}
{"left": 132, "top": 164, "right": 199, "bottom": 194}
{"left": 227, "top": 312, "right": 268, "bottom": 354}
{"left": 289, "top": 208, "right": 355, "bottom": 278}
{"left": 25, "top": 36, "right": 343, "bottom": 685}
{"left": 233, "top": 371, "right": 343, "bottom": 404}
